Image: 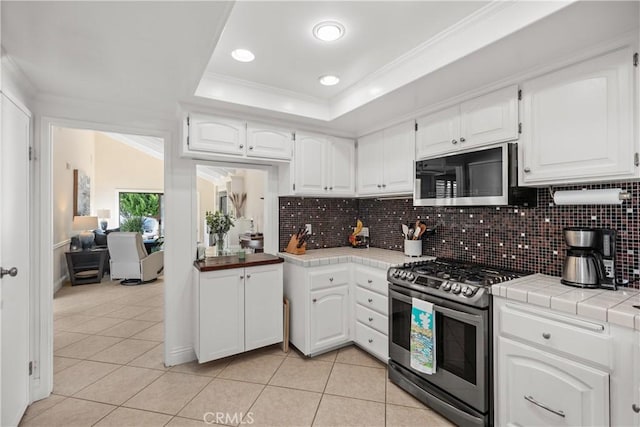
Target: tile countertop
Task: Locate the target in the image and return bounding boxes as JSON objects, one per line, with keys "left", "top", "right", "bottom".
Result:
{"left": 492, "top": 273, "right": 640, "bottom": 331}
{"left": 278, "top": 247, "right": 434, "bottom": 270}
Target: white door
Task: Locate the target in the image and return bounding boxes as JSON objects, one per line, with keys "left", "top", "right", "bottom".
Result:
{"left": 198, "top": 269, "right": 244, "bottom": 362}
{"left": 416, "top": 105, "right": 460, "bottom": 159}
{"left": 293, "top": 133, "right": 326, "bottom": 194}
{"left": 382, "top": 121, "right": 415, "bottom": 194}
{"left": 1, "top": 95, "right": 31, "bottom": 427}
{"left": 459, "top": 85, "right": 518, "bottom": 149}
{"left": 246, "top": 123, "right": 292, "bottom": 160}
{"left": 519, "top": 48, "right": 634, "bottom": 185}
{"left": 310, "top": 285, "right": 349, "bottom": 352}
{"left": 244, "top": 265, "right": 283, "bottom": 351}
{"left": 188, "top": 114, "right": 246, "bottom": 156}
{"left": 497, "top": 337, "right": 609, "bottom": 427}
{"left": 356, "top": 131, "right": 384, "bottom": 195}
{"left": 327, "top": 137, "right": 355, "bottom": 196}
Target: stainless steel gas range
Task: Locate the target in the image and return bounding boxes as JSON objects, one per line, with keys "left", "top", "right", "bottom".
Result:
{"left": 387, "top": 258, "right": 530, "bottom": 426}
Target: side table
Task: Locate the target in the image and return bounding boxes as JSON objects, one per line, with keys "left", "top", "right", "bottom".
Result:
{"left": 65, "top": 248, "right": 108, "bottom": 286}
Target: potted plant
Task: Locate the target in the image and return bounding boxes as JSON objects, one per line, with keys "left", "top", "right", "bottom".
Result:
{"left": 205, "top": 210, "right": 234, "bottom": 255}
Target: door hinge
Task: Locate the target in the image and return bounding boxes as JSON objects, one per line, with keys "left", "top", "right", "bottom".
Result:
{"left": 354, "top": 140, "right": 358, "bottom": 149}
{"left": 292, "top": 132, "right": 296, "bottom": 142}
{"left": 186, "top": 116, "right": 190, "bottom": 146}
{"left": 635, "top": 152, "right": 639, "bottom": 166}
{"left": 518, "top": 123, "right": 522, "bottom": 134}
{"left": 414, "top": 122, "right": 418, "bottom": 132}
{"left": 518, "top": 89, "right": 522, "bottom": 100}
{"left": 293, "top": 183, "right": 296, "bottom": 191}
{"left": 28, "top": 361, "right": 33, "bottom": 376}
{"left": 634, "top": 52, "right": 638, "bottom": 67}
{"left": 186, "top": 115, "right": 190, "bottom": 126}
{"left": 29, "top": 147, "right": 33, "bottom": 161}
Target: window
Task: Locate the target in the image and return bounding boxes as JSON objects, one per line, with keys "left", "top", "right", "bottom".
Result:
{"left": 118, "top": 191, "right": 164, "bottom": 238}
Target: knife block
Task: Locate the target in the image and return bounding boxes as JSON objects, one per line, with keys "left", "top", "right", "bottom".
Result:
{"left": 285, "top": 235, "right": 306, "bottom": 255}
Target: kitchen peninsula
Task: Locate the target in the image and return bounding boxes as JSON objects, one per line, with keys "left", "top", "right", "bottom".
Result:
{"left": 193, "top": 253, "right": 284, "bottom": 363}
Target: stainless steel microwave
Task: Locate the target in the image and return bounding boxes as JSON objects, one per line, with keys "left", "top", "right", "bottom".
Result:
{"left": 414, "top": 143, "right": 537, "bottom": 207}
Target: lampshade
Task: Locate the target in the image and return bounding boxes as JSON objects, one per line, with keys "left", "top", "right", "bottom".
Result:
{"left": 72, "top": 215, "right": 99, "bottom": 231}
{"left": 97, "top": 209, "right": 111, "bottom": 219}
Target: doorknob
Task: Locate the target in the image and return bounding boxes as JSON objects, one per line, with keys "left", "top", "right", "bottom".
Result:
{"left": 0, "top": 267, "right": 18, "bottom": 278}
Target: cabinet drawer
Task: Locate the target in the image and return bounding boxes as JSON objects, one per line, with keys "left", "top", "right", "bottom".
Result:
{"left": 356, "top": 304, "right": 388, "bottom": 336}
{"left": 355, "top": 321, "right": 388, "bottom": 361}
{"left": 499, "top": 303, "right": 611, "bottom": 368}
{"left": 309, "top": 266, "right": 349, "bottom": 290}
{"left": 356, "top": 287, "right": 388, "bottom": 316}
{"left": 354, "top": 265, "right": 388, "bottom": 296}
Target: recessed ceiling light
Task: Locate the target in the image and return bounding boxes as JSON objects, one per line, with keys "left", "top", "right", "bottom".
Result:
{"left": 231, "top": 49, "right": 255, "bottom": 62}
{"left": 313, "top": 21, "right": 345, "bottom": 42}
{"left": 319, "top": 75, "right": 340, "bottom": 86}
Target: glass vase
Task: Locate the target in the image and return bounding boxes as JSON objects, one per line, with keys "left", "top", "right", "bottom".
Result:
{"left": 216, "top": 233, "right": 226, "bottom": 255}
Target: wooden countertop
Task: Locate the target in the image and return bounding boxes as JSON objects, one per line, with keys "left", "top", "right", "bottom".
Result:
{"left": 194, "top": 253, "right": 284, "bottom": 272}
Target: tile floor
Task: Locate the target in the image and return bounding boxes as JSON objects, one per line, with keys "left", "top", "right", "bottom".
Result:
{"left": 22, "top": 277, "right": 454, "bottom": 426}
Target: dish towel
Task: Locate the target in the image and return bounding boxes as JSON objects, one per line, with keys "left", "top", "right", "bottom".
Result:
{"left": 410, "top": 298, "right": 436, "bottom": 375}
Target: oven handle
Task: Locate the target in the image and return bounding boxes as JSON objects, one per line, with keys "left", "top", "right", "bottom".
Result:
{"left": 389, "top": 287, "right": 483, "bottom": 325}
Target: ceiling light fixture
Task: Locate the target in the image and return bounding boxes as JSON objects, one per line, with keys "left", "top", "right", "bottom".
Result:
{"left": 231, "top": 49, "right": 255, "bottom": 62}
{"left": 319, "top": 75, "right": 340, "bottom": 86}
{"left": 313, "top": 21, "right": 345, "bottom": 42}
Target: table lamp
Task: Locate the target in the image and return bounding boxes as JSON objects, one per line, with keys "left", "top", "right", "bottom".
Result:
{"left": 73, "top": 215, "right": 99, "bottom": 250}
{"left": 97, "top": 209, "right": 111, "bottom": 231}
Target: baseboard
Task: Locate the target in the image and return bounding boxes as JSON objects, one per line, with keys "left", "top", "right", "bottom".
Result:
{"left": 165, "top": 345, "right": 196, "bottom": 367}
{"left": 53, "top": 274, "right": 68, "bottom": 294}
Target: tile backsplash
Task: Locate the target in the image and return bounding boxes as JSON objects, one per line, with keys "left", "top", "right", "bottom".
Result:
{"left": 280, "top": 181, "right": 640, "bottom": 285}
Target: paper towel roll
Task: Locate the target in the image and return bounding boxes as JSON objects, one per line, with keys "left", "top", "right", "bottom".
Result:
{"left": 552, "top": 188, "right": 624, "bottom": 205}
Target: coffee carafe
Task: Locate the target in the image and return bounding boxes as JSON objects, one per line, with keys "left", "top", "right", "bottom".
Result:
{"left": 561, "top": 227, "right": 617, "bottom": 290}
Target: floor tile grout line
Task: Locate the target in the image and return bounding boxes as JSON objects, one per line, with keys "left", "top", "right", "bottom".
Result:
{"left": 309, "top": 349, "right": 340, "bottom": 426}
{"left": 238, "top": 355, "right": 287, "bottom": 426}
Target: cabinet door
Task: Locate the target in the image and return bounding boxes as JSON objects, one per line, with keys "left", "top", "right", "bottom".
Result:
{"left": 310, "top": 285, "right": 350, "bottom": 352}
{"left": 328, "top": 137, "right": 356, "bottom": 196}
{"left": 244, "top": 264, "right": 283, "bottom": 351}
{"left": 416, "top": 106, "right": 460, "bottom": 159}
{"left": 188, "top": 114, "right": 246, "bottom": 156}
{"left": 246, "top": 123, "right": 292, "bottom": 160}
{"left": 198, "top": 269, "right": 244, "bottom": 362}
{"left": 382, "top": 121, "right": 415, "bottom": 194}
{"left": 520, "top": 48, "right": 634, "bottom": 185}
{"left": 497, "top": 337, "right": 609, "bottom": 427}
{"left": 293, "top": 133, "right": 327, "bottom": 194}
{"left": 459, "top": 85, "right": 518, "bottom": 149}
{"left": 357, "top": 131, "right": 384, "bottom": 195}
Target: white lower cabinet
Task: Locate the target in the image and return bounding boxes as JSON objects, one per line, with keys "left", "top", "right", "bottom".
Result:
{"left": 194, "top": 264, "right": 283, "bottom": 363}
{"left": 310, "top": 285, "right": 350, "bottom": 351}
{"left": 353, "top": 265, "right": 389, "bottom": 361}
{"left": 498, "top": 337, "right": 609, "bottom": 427}
{"left": 284, "top": 263, "right": 351, "bottom": 355}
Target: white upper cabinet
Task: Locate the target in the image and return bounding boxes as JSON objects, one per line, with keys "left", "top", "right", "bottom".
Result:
{"left": 183, "top": 114, "right": 292, "bottom": 161}
{"left": 416, "top": 85, "right": 518, "bottom": 159}
{"left": 327, "top": 137, "right": 356, "bottom": 195}
{"left": 187, "top": 114, "right": 246, "bottom": 156}
{"left": 292, "top": 132, "right": 356, "bottom": 196}
{"left": 519, "top": 48, "right": 635, "bottom": 185}
{"left": 357, "top": 120, "right": 415, "bottom": 196}
{"left": 416, "top": 106, "right": 460, "bottom": 158}
{"left": 246, "top": 123, "right": 293, "bottom": 160}
{"left": 460, "top": 85, "right": 518, "bottom": 149}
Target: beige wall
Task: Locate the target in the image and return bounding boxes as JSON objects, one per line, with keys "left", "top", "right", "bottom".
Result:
{"left": 196, "top": 176, "right": 216, "bottom": 243}
{"left": 94, "top": 132, "right": 163, "bottom": 228}
{"left": 243, "top": 169, "right": 265, "bottom": 232}
{"left": 52, "top": 126, "right": 96, "bottom": 289}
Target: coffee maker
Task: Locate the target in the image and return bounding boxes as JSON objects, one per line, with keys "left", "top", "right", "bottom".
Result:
{"left": 561, "top": 227, "right": 618, "bottom": 290}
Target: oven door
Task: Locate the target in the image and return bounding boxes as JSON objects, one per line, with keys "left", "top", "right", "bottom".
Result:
{"left": 389, "top": 285, "right": 489, "bottom": 412}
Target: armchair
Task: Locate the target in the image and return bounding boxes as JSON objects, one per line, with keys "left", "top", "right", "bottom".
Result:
{"left": 107, "top": 232, "right": 164, "bottom": 285}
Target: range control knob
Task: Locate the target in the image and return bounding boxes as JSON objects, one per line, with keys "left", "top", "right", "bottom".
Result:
{"left": 407, "top": 273, "right": 415, "bottom": 281}
{"left": 461, "top": 286, "right": 468, "bottom": 295}
{"left": 400, "top": 271, "right": 408, "bottom": 279}
{"left": 463, "top": 287, "right": 475, "bottom": 297}
{"left": 442, "top": 282, "right": 451, "bottom": 291}
{"left": 451, "top": 284, "right": 461, "bottom": 294}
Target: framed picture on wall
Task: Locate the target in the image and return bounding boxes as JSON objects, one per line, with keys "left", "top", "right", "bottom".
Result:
{"left": 73, "top": 168, "right": 91, "bottom": 217}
